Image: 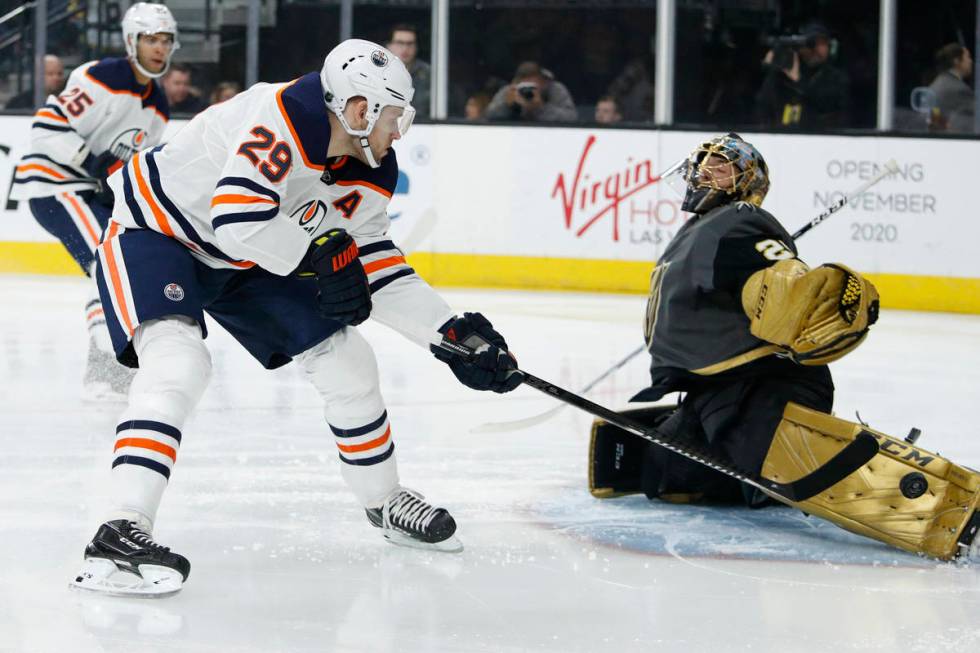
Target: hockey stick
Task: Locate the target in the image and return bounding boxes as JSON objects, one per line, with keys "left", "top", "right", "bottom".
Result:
{"left": 437, "top": 337, "right": 879, "bottom": 503}
{"left": 470, "top": 344, "right": 645, "bottom": 433}
{"left": 399, "top": 208, "right": 438, "bottom": 253}
{"left": 473, "top": 158, "right": 900, "bottom": 434}
{"left": 791, "top": 159, "right": 899, "bottom": 239}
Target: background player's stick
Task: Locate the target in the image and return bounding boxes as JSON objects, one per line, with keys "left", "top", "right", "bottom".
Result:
{"left": 474, "top": 158, "right": 900, "bottom": 434}
{"left": 438, "top": 337, "right": 879, "bottom": 503}
{"left": 399, "top": 208, "right": 438, "bottom": 253}
{"left": 791, "top": 159, "right": 899, "bottom": 239}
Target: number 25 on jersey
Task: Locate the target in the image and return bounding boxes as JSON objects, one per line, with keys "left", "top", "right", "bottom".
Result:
{"left": 237, "top": 126, "right": 293, "bottom": 183}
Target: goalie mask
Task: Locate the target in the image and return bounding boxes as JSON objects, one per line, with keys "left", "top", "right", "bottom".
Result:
{"left": 320, "top": 39, "right": 416, "bottom": 168}
{"left": 671, "top": 133, "right": 770, "bottom": 214}
{"left": 122, "top": 3, "right": 180, "bottom": 80}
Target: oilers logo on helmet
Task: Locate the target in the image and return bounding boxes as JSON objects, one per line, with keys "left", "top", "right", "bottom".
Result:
{"left": 371, "top": 50, "right": 389, "bottom": 67}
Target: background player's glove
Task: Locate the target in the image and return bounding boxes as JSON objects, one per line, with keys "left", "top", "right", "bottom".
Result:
{"left": 305, "top": 229, "right": 372, "bottom": 326}
{"left": 430, "top": 312, "right": 522, "bottom": 393}
{"left": 82, "top": 151, "right": 122, "bottom": 209}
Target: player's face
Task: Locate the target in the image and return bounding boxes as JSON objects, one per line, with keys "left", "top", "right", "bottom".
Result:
{"left": 366, "top": 105, "right": 405, "bottom": 161}
{"left": 137, "top": 32, "right": 175, "bottom": 74}
{"left": 700, "top": 154, "right": 736, "bottom": 191}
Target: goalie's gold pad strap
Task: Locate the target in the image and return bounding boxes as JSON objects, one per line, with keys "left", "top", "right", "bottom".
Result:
{"left": 741, "top": 259, "right": 880, "bottom": 366}
{"left": 762, "top": 402, "right": 980, "bottom": 559}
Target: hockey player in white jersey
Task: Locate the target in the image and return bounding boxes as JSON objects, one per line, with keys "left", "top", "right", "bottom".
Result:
{"left": 71, "top": 39, "right": 522, "bottom": 597}
{"left": 10, "top": 3, "right": 176, "bottom": 399}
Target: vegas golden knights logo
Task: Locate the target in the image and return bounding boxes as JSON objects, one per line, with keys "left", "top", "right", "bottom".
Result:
{"left": 643, "top": 262, "right": 670, "bottom": 349}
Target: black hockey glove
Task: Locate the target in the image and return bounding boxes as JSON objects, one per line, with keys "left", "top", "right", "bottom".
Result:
{"left": 82, "top": 151, "right": 121, "bottom": 209}
{"left": 304, "top": 229, "right": 372, "bottom": 326}
{"left": 430, "top": 312, "right": 522, "bottom": 393}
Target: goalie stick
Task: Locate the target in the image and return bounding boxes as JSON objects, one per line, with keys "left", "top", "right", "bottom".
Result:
{"left": 437, "top": 337, "right": 879, "bottom": 503}
{"left": 475, "top": 158, "right": 900, "bottom": 434}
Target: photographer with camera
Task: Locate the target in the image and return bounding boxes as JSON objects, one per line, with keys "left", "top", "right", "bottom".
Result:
{"left": 485, "top": 61, "right": 577, "bottom": 122}
{"left": 755, "top": 21, "right": 850, "bottom": 129}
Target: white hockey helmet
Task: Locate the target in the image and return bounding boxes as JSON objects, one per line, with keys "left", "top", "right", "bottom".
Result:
{"left": 122, "top": 2, "right": 180, "bottom": 80}
{"left": 320, "top": 39, "right": 416, "bottom": 167}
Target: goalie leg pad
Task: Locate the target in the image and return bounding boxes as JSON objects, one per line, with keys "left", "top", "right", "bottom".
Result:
{"left": 762, "top": 402, "right": 980, "bottom": 560}
{"left": 589, "top": 406, "right": 674, "bottom": 498}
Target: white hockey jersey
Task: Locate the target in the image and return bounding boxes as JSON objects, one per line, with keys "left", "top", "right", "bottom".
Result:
{"left": 10, "top": 57, "right": 169, "bottom": 200}
{"left": 106, "top": 72, "right": 453, "bottom": 346}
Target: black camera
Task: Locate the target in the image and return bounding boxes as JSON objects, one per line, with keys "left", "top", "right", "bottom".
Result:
{"left": 516, "top": 82, "right": 538, "bottom": 101}
{"left": 765, "top": 34, "right": 811, "bottom": 70}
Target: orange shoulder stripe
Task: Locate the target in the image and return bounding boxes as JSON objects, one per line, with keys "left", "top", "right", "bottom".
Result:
{"left": 336, "top": 179, "right": 393, "bottom": 199}
{"left": 275, "top": 80, "right": 325, "bottom": 172}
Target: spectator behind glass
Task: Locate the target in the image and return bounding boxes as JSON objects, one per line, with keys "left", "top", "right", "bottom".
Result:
{"left": 594, "top": 95, "right": 623, "bottom": 124}
{"left": 484, "top": 61, "right": 577, "bottom": 123}
{"left": 605, "top": 37, "right": 655, "bottom": 122}
{"left": 210, "top": 81, "right": 242, "bottom": 105}
{"left": 5, "top": 55, "right": 65, "bottom": 109}
{"left": 162, "top": 63, "right": 206, "bottom": 115}
{"left": 927, "top": 44, "right": 974, "bottom": 133}
{"left": 387, "top": 24, "right": 430, "bottom": 119}
{"left": 755, "top": 21, "right": 850, "bottom": 129}
{"left": 464, "top": 92, "right": 490, "bottom": 121}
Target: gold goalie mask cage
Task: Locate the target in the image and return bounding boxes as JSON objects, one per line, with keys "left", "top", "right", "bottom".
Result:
{"left": 675, "top": 133, "right": 771, "bottom": 214}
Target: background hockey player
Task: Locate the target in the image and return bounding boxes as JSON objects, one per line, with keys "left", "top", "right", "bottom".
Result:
{"left": 70, "top": 38, "right": 522, "bottom": 597}
{"left": 10, "top": 3, "right": 175, "bottom": 399}
{"left": 589, "top": 133, "right": 979, "bottom": 561}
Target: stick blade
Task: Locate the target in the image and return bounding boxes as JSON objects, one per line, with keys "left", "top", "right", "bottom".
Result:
{"left": 766, "top": 430, "right": 880, "bottom": 502}
{"left": 470, "top": 404, "right": 565, "bottom": 433}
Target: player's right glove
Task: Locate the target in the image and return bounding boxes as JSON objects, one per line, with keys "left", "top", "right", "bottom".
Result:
{"left": 430, "top": 312, "right": 522, "bottom": 393}
{"left": 302, "top": 229, "right": 372, "bottom": 326}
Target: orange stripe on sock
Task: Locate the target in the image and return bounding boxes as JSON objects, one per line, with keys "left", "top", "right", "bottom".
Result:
{"left": 63, "top": 192, "right": 100, "bottom": 248}
{"left": 114, "top": 437, "right": 177, "bottom": 462}
{"left": 363, "top": 256, "right": 406, "bottom": 275}
{"left": 132, "top": 155, "right": 175, "bottom": 237}
{"left": 101, "top": 222, "right": 135, "bottom": 336}
{"left": 336, "top": 426, "right": 391, "bottom": 454}
{"left": 86, "top": 308, "right": 104, "bottom": 321}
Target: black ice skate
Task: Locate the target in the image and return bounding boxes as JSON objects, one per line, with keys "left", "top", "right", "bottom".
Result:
{"left": 70, "top": 520, "right": 190, "bottom": 597}
{"left": 366, "top": 488, "right": 462, "bottom": 553}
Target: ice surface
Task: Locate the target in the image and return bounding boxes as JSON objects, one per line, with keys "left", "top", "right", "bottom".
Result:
{"left": 1, "top": 275, "right": 978, "bottom": 652}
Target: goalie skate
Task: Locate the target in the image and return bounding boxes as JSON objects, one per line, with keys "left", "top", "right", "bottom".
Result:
{"left": 69, "top": 520, "right": 190, "bottom": 598}
{"left": 366, "top": 488, "right": 463, "bottom": 553}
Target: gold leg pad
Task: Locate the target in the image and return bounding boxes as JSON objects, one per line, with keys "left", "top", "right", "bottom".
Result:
{"left": 762, "top": 402, "right": 980, "bottom": 560}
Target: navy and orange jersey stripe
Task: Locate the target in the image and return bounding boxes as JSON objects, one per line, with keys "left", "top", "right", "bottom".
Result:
{"left": 357, "top": 240, "right": 416, "bottom": 294}
{"left": 85, "top": 57, "right": 170, "bottom": 120}
{"left": 277, "top": 72, "right": 330, "bottom": 171}
{"left": 121, "top": 146, "right": 256, "bottom": 269}
{"left": 326, "top": 149, "right": 398, "bottom": 200}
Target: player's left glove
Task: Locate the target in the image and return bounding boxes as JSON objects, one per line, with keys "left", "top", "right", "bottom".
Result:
{"left": 430, "top": 312, "right": 522, "bottom": 393}
{"left": 82, "top": 151, "right": 122, "bottom": 209}
{"left": 303, "top": 229, "right": 372, "bottom": 326}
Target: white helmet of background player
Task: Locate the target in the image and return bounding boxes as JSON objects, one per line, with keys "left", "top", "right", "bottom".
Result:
{"left": 122, "top": 2, "right": 180, "bottom": 80}
{"left": 320, "top": 39, "right": 416, "bottom": 168}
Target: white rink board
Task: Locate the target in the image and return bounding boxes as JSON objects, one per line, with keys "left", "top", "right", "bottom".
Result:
{"left": 1, "top": 115, "right": 976, "bottom": 278}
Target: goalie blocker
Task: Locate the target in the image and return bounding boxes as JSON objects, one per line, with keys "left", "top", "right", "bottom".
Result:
{"left": 591, "top": 403, "right": 980, "bottom": 560}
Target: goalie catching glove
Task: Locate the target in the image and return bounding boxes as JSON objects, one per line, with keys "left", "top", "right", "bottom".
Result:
{"left": 742, "top": 259, "right": 879, "bottom": 365}
{"left": 431, "top": 312, "right": 522, "bottom": 393}
{"left": 298, "top": 229, "right": 372, "bottom": 326}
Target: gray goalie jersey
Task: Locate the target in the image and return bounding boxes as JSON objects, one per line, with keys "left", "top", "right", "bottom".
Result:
{"left": 642, "top": 202, "right": 797, "bottom": 392}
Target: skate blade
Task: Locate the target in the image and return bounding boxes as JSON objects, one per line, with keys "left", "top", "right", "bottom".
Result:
{"left": 69, "top": 558, "right": 184, "bottom": 598}
{"left": 381, "top": 530, "right": 464, "bottom": 554}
